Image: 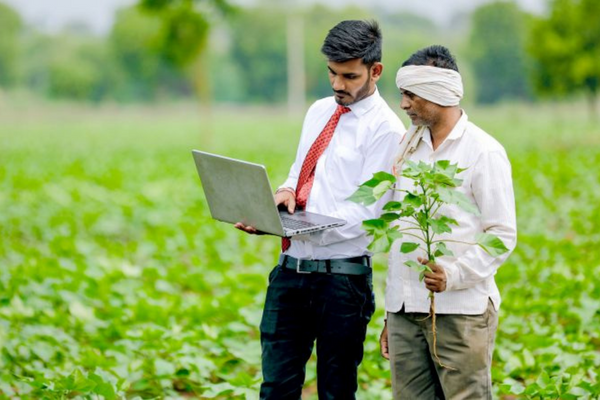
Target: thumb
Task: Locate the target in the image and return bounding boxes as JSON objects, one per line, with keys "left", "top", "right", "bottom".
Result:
{"left": 288, "top": 198, "right": 296, "bottom": 214}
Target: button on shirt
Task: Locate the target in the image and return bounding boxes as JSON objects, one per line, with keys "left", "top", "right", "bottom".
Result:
{"left": 387, "top": 112, "right": 517, "bottom": 315}
{"left": 281, "top": 88, "right": 405, "bottom": 260}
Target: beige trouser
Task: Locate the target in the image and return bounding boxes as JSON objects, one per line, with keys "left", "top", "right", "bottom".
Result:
{"left": 387, "top": 300, "right": 498, "bottom": 400}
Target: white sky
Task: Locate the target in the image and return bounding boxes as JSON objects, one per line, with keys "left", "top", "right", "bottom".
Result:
{"left": 1, "top": 0, "right": 547, "bottom": 35}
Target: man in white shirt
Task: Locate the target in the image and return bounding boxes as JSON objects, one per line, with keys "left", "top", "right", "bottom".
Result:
{"left": 236, "top": 20, "right": 404, "bottom": 400}
{"left": 380, "top": 45, "right": 517, "bottom": 399}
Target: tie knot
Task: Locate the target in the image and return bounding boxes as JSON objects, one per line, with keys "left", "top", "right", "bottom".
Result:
{"left": 335, "top": 105, "right": 351, "bottom": 116}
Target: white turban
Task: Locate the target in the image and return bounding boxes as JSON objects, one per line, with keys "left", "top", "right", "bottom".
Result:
{"left": 395, "top": 65, "right": 463, "bottom": 106}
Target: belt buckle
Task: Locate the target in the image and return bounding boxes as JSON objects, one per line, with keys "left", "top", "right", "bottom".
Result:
{"left": 296, "top": 259, "right": 311, "bottom": 274}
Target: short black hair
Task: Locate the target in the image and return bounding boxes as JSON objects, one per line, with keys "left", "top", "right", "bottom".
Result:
{"left": 321, "top": 20, "right": 382, "bottom": 66}
{"left": 402, "top": 45, "right": 459, "bottom": 72}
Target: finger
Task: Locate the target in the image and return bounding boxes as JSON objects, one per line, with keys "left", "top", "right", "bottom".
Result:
{"left": 423, "top": 271, "right": 439, "bottom": 280}
{"left": 380, "top": 338, "right": 389, "bottom": 359}
{"left": 287, "top": 198, "right": 296, "bottom": 214}
{"left": 381, "top": 346, "right": 389, "bottom": 359}
{"left": 418, "top": 257, "right": 429, "bottom": 265}
{"left": 428, "top": 262, "right": 441, "bottom": 272}
{"left": 425, "top": 284, "right": 439, "bottom": 292}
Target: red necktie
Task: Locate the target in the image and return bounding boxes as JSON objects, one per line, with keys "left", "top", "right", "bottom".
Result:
{"left": 282, "top": 104, "right": 351, "bottom": 252}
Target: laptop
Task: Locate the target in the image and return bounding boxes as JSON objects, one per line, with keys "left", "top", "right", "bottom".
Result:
{"left": 192, "top": 150, "right": 346, "bottom": 237}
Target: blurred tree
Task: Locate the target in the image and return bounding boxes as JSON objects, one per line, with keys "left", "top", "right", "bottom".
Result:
{"left": 137, "top": 0, "right": 234, "bottom": 101}
{"left": 46, "top": 32, "right": 122, "bottom": 102}
{"left": 469, "top": 1, "right": 531, "bottom": 104}
{"left": 20, "top": 31, "right": 52, "bottom": 95}
{"left": 378, "top": 11, "right": 443, "bottom": 102}
{"left": 109, "top": 7, "right": 193, "bottom": 101}
{"left": 227, "top": 7, "right": 287, "bottom": 103}
{"left": 138, "top": 0, "right": 233, "bottom": 66}
{"left": 0, "top": 2, "right": 22, "bottom": 88}
{"left": 529, "top": 0, "right": 600, "bottom": 116}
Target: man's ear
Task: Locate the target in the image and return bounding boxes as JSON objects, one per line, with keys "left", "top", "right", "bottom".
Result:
{"left": 371, "top": 62, "right": 383, "bottom": 81}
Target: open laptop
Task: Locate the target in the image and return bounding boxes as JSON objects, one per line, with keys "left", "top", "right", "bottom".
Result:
{"left": 192, "top": 150, "right": 346, "bottom": 237}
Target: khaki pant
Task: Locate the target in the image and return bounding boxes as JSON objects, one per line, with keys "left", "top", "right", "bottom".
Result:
{"left": 387, "top": 300, "right": 498, "bottom": 400}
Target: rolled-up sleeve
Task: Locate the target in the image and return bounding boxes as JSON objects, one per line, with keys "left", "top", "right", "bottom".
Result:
{"left": 444, "top": 150, "right": 517, "bottom": 291}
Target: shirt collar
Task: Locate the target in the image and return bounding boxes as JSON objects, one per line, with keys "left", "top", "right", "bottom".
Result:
{"left": 346, "top": 86, "right": 381, "bottom": 117}
{"left": 446, "top": 110, "right": 468, "bottom": 141}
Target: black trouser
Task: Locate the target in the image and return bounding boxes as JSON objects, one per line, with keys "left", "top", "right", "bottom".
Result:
{"left": 259, "top": 264, "right": 375, "bottom": 400}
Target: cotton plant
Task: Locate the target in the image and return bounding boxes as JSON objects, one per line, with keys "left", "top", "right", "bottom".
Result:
{"left": 348, "top": 159, "right": 508, "bottom": 367}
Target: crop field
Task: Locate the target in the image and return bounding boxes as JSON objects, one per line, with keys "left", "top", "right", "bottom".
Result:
{"left": 1, "top": 100, "right": 599, "bottom": 399}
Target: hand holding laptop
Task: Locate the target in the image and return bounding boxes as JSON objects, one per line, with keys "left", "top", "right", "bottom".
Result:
{"left": 234, "top": 189, "right": 296, "bottom": 235}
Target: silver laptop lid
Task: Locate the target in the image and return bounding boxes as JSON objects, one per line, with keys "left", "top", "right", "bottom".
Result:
{"left": 192, "top": 150, "right": 286, "bottom": 236}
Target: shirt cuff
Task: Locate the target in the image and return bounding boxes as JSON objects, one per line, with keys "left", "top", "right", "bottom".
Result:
{"left": 290, "top": 233, "right": 311, "bottom": 241}
{"left": 276, "top": 187, "right": 296, "bottom": 196}
{"left": 441, "top": 261, "right": 460, "bottom": 292}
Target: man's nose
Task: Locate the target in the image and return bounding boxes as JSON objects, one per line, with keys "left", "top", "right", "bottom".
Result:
{"left": 332, "top": 76, "right": 345, "bottom": 91}
{"left": 400, "top": 96, "right": 409, "bottom": 110}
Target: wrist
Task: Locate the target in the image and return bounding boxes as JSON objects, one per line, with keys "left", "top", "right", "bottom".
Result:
{"left": 276, "top": 187, "right": 296, "bottom": 197}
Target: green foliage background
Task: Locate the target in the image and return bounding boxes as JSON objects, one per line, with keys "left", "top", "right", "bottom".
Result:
{"left": 1, "top": 101, "right": 599, "bottom": 398}
{"left": 1, "top": 0, "right": 600, "bottom": 398}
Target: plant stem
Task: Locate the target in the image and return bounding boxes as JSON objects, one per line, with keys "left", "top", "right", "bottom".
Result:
{"left": 398, "top": 232, "right": 428, "bottom": 243}
{"left": 421, "top": 182, "right": 456, "bottom": 370}
{"left": 431, "top": 239, "right": 476, "bottom": 245}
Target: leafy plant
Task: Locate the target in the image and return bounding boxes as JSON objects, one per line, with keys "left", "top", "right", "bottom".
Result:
{"left": 349, "top": 159, "right": 509, "bottom": 367}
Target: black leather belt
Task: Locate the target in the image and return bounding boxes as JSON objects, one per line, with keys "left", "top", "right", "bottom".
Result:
{"left": 279, "top": 254, "right": 371, "bottom": 275}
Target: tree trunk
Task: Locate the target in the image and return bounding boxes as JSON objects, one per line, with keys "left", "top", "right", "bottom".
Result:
{"left": 191, "top": 56, "right": 214, "bottom": 147}
{"left": 286, "top": 14, "right": 306, "bottom": 117}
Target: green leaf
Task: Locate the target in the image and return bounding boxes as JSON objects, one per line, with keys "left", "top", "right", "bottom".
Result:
{"left": 399, "top": 206, "right": 416, "bottom": 218}
{"left": 428, "top": 215, "right": 458, "bottom": 235}
{"left": 405, "top": 260, "right": 433, "bottom": 282}
{"left": 404, "top": 260, "right": 422, "bottom": 270}
{"left": 63, "top": 369, "right": 97, "bottom": 393}
{"left": 476, "top": 233, "right": 509, "bottom": 256}
{"left": 368, "top": 228, "right": 403, "bottom": 253}
{"left": 383, "top": 201, "right": 402, "bottom": 211}
{"left": 362, "top": 218, "right": 386, "bottom": 234}
{"left": 368, "top": 234, "right": 392, "bottom": 253}
{"left": 415, "top": 211, "right": 428, "bottom": 229}
{"left": 400, "top": 242, "right": 420, "bottom": 253}
{"left": 347, "top": 185, "right": 379, "bottom": 205}
{"left": 372, "top": 171, "right": 397, "bottom": 183}
{"left": 437, "top": 186, "right": 480, "bottom": 215}
{"left": 154, "top": 358, "right": 176, "bottom": 376}
{"left": 362, "top": 219, "right": 403, "bottom": 253}
{"left": 347, "top": 172, "right": 396, "bottom": 205}
{"left": 379, "top": 213, "right": 400, "bottom": 222}
{"left": 435, "top": 160, "right": 452, "bottom": 170}
{"left": 402, "top": 192, "right": 424, "bottom": 208}
{"left": 431, "top": 172, "right": 458, "bottom": 187}
{"left": 429, "top": 217, "right": 453, "bottom": 234}
{"left": 536, "top": 371, "right": 551, "bottom": 389}
{"left": 434, "top": 242, "right": 454, "bottom": 257}
{"left": 373, "top": 180, "right": 394, "bottom": 198}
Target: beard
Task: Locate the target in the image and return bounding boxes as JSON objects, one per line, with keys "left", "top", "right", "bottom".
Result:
{"left": 334, "top": 71, "right": 373, "bottom": 106}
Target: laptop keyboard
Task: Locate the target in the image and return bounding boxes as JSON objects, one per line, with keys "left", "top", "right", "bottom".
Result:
{"left": 280, "top": 215, "right": 318, "bottom": 230}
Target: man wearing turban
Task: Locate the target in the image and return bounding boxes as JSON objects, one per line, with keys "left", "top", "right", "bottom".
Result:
{"left": 380, "top": 45, "right": 517, "bottom": 399}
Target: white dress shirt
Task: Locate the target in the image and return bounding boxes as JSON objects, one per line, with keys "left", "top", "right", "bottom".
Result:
{"left": 281, "top": 88, "right": 405, "bottom": 260}
{"left": 386, "top": 111, "right": 517, "bottom": 314}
